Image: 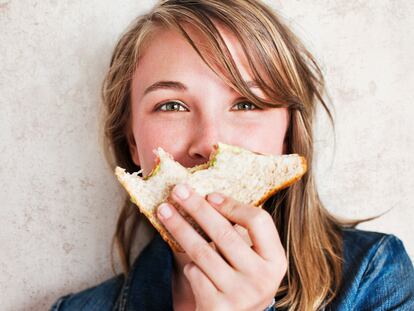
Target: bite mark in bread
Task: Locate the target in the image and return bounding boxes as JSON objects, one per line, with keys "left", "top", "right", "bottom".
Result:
{"left": 115, "top": 142, "right": 307, "bottom": 252}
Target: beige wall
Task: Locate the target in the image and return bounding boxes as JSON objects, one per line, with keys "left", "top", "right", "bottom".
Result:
{"left": 1, "top": 1, "right": 413, "bottom": 310}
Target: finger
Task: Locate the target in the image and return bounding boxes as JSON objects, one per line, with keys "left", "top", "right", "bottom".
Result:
{"left": 207, "top": 192, "right": 283, "bottom": 262}
{"left": 156, "top": 201, "right": 235, "bottom": 292}
{"left": 170, "top": 183, "right": 259, "bottom": 273}
{"left": 184, "top": 262, "right": 218, "bottom": 300}
{"left": 209, "top": 225, "right": 253, "bottom": 252}
{"left": 233, "top": 224, "right": 253, "bottom": 247}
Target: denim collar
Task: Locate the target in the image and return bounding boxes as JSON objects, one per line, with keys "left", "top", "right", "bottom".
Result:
{"left": 116, "top": 233, "right": 174, "bottom": 311}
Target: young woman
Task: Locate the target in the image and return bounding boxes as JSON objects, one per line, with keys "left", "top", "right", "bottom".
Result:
{"left": 50, "top": 0, "right": 414, "bottom": 310}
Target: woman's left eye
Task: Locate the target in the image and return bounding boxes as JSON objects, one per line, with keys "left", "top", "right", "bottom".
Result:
{"left": 232, "top": 101, "right": 259, "bottom": 111}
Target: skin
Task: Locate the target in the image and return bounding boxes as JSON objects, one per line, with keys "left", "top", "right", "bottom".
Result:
{"left": 128, "top": 22, "right": 289, "bottom": 310}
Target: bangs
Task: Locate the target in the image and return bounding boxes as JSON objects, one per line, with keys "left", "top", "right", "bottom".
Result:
{"left": 149, "top": 3, "right": 303, "bottom": 111}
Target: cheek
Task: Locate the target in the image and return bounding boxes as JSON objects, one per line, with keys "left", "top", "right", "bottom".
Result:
{"left": 132, "top": 119, "right": 190, "bottom": 174}
{"left": 246, "top": 125, "right": 286, "bottom": 155}
{"left": 236, "top": 111, "right": 289, "bottom": 156}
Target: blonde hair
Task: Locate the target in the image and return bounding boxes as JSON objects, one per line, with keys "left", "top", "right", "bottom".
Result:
{"left": 100, "top": 0, "right": 367, "bottom": 309}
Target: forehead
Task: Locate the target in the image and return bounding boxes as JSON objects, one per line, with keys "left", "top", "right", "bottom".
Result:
{"left": 132, "top": 21, "right": 255, "bottom": 92}
{"left": 185, "top": 20, "right": 251, "bottom": 70}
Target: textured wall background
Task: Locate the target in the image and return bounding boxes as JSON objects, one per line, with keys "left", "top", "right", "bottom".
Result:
{"left": 1, "top": 1, "right": 413, "bottom": 310}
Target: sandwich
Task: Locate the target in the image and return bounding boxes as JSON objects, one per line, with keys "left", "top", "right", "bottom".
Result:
{"left": 115, "top": 142, "right": 307, "bottom": 252}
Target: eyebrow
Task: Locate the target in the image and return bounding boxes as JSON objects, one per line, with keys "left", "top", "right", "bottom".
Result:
{"left": 143, "top": 80, "right": 259, "bottom": 96}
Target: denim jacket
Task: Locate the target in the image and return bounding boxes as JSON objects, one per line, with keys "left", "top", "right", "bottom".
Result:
{"left": 50, "top": 228, "right": 414, "bottom": 310}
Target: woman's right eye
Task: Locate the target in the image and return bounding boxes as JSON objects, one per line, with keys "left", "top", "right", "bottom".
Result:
{"left": 155, "top": 101, "right": 188, "bottom": 112}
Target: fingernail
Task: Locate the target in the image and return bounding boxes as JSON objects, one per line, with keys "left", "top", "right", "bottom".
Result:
{"left": 207, "top": 193, "right": 224, "bottom": 205}
{"left": 174, "top": 184, "right": 190, "bottom": 200}
{"left": 158, "top": 203, "right": 173, "bottom": 219}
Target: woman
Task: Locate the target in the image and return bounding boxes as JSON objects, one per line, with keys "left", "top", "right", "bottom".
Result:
{"left": 50, "top": 0, "right": 414, "bottom": 310}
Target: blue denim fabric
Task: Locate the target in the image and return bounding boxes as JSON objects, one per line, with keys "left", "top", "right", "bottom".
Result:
{"left": 49, "top": 228, "right": 414, "bottom": 310}
{"left": 49, "top": 275, "right": 124, "bottom": 311}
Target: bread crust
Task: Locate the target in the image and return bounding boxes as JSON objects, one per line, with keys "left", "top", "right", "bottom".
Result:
{"left": 255, "top": 156, "right": 307, "bottom": 207}
{"left": 166, "top": 156, "right": 307, "bottom": 252}
{"left": 116, "top": 171, "right": 184, "bottom": 252}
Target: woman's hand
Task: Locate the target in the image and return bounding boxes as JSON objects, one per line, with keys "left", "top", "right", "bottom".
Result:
{"left": 156, "top": 183, "right": 287, "bottom": 311}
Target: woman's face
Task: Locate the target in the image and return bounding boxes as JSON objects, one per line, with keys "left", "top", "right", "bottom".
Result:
{"left": 128, "top": 24, "right": 289, "bottom": 176}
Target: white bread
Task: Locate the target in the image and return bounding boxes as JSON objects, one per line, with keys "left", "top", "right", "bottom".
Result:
{"left": 115, "top": 142, "right": 307, "bottom": 252}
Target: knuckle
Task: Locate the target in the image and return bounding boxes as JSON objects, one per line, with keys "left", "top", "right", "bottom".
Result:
{"left": 185, "top": 196, "right": 203, "bottom": 213}
{"left": 220, "top": 199, "right": 238, "bottom": 217}
{"left": 166, "top": 219, "right": 181, "bottom": 236}
{"left": 191, "top": 242, "right": 213, "bottom": 263}
{"left": 215, "top": 226, "right": 238, "bottom": 245}
{"left": 251, "top": 210, "right": 271, "bottom": 227}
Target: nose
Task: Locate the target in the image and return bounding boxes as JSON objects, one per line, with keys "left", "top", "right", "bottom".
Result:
{"left": 187, "top": 115, "right": 224, "bottom": 162}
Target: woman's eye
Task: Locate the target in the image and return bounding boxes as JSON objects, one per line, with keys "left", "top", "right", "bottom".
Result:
{"left": 155, "top": 100, "right": 259, "bottom": 112}
{"left": 232, "top": 101, "right": 259, "bottom": 111}
{"left": 156, "top": 101, "right": 188, "bottom": 112}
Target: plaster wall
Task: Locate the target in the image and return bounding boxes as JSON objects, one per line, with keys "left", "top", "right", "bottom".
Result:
{"left": 1, "top": 1, "right": 413, "bottom": 310}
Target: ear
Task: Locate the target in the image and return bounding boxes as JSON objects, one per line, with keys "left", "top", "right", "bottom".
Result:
{"left": 127, "top": 131, "right": 140, "bottom": 166}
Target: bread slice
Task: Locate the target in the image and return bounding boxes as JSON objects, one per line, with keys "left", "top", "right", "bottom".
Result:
{"left": 115, "top": 142, "right": 307, "bottom": 252}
